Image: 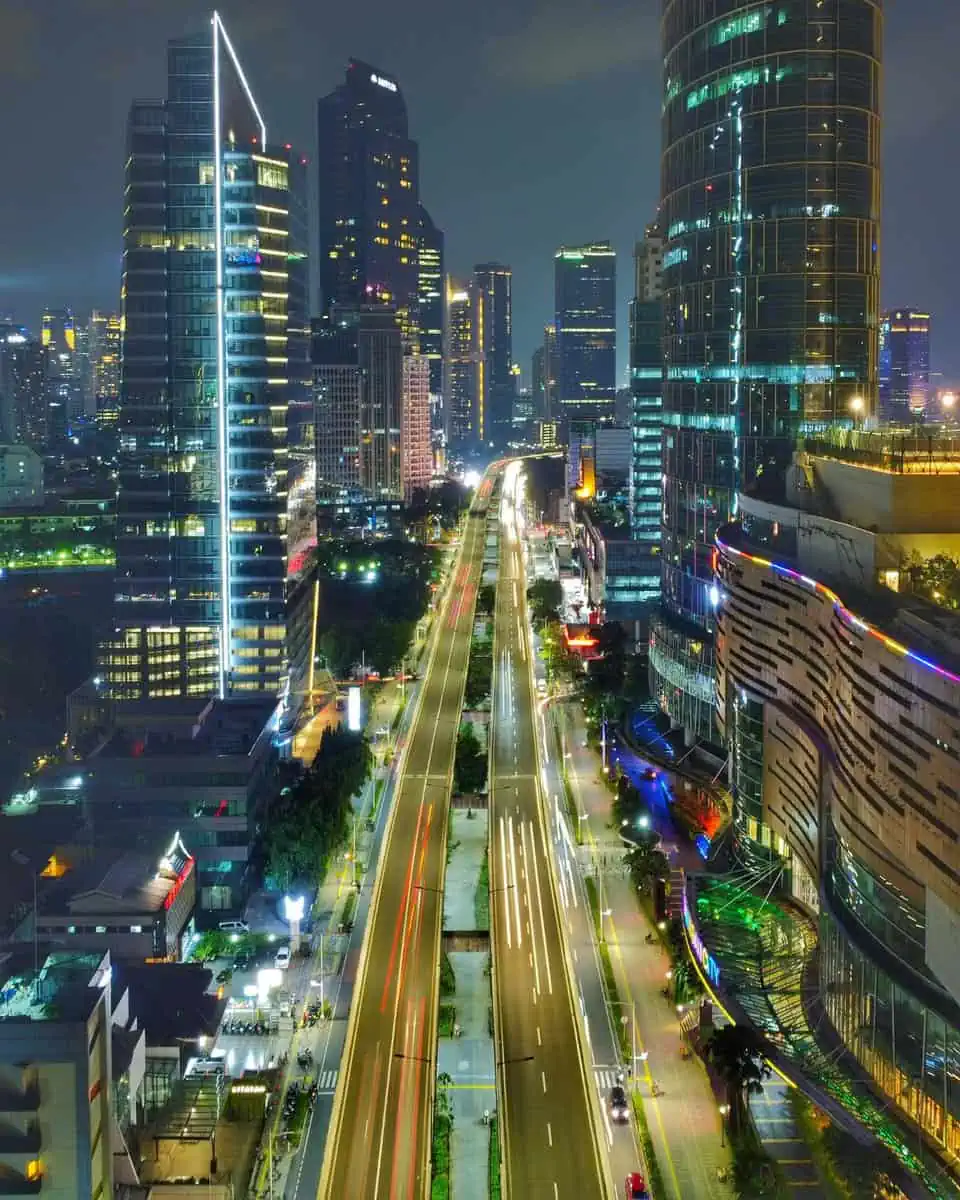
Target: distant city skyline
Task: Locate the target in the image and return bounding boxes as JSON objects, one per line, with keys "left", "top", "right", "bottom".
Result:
{"left": 0, "top": 2, "right": 954, "bottom": 385}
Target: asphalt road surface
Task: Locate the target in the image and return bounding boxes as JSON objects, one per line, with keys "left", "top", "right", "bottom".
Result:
{"left": 489, "top": 462, "right": 609, "bottom": 1199}
{"left": 318, "top": 482, "right": 491, "bottom": 1200}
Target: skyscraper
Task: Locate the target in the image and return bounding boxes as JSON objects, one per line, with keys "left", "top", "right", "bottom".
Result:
{"left": 531, "top": 324, "right": 557, "bottom": 421}
{"left": 554, "top": 242, "right": 616, "bottom": 426}
{"left": 651, "top": 0, "right": 882, "bottom": 740}
{"left": 317, "top": 61, "right": 420, "bottom": 333}
{"left": 879, "top": 309, "right": 931, "bottom": 422}
{"left": 100, "top": 14, "right": 308, "bottom": 702}
{"left": 311, "top": 305, "right": 405, "bottom": 510}
{"left": 628, "top": 222, "right": 664, "bottom": 621}
{"left": 444, "top": 278, "right": 483, "bottom": 447}
{"left": 42, "top": 307, "right": 80, "bottom": 445}
{"left": 401, "top": 353, "right": 432, "bottom": 499}
{"left": 473, "top": 263, "right": 514, "bottom": 448}
{"left": 0, "top": 324, "right": 46, "bottom": 446}
{"left": 87, "top": 310, "right": 122, "bottom": 421}
{"left": 417, "top": 206, "right": 444, "bottom": 426}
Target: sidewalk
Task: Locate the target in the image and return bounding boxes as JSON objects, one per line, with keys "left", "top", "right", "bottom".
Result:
{"left": 561, "top": 701, "right": 734, "bottom": 1200}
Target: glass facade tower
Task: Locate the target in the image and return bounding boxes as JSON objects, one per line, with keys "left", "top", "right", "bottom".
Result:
{"left": 554, "top": 242, "right": 617, "bottom": 426}
{"left": 473, "top": 263, "right": 514, "bottom": 448}
{"left": 317, "top": 61, "right": 420, "bottom": 335}
{"left": 417, "top": 205, "right": 445, "bottom": 431}
{"left": 101, "top": 14, "right": 308, "bottom": 702}
{"left": 879, "top": 308, "right": 931, "bottom": 422}
{"left": 651, "top": 0, "right": 882, "bottom": 741}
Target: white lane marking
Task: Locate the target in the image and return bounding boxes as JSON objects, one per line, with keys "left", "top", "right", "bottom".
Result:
{"left": 499, "top": 815, "right": 512, "bottom": 949}
{"left": 521, "top": 820, "right": 542, "bottom": 995}
{"left": 541, "top": 1070, "right": 547, "bottom": 1094}
{"left": 554, "top": 1184, "right": 559, "bottom": 1200}
{"left": 536, "top": 1026, "right": 542, "bottom": 1047}
{"left": 599, "top": 1090, "right": 614, "bottom": 1148}
{"left": 547, "top": 1122, "right": 553, "bottom": 1147}
{"left": 529, "top": 819, "right": 554, "bottom": 996}
{"left": 508, "top": 815, "right": 523, "bottom": 948}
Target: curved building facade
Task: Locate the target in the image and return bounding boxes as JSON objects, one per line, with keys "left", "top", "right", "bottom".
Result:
{"left": 716, "top": 512, "right": 960, "bottom": 1168}
{"left": 652, "top": 0, "right": 883, "bottom": 739}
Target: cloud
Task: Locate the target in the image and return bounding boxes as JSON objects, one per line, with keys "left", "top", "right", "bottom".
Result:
{"left": 483, "top": 0, "right": 659, "bottom": 89}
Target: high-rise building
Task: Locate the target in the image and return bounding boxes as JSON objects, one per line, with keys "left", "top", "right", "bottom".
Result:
{"left": 88, "top": 310, "right": 122, "bottom": 424}
{"left": 554, "top": 242, "right": 616, "bottom": 426}
{"left": 417, "top": 206, "right": 444, "bottom": 429}
{"left": 311, "top": 305, "right": 404, "bottom": 511}
{"left": 652, "top": 0, "right": 882, "bottom": 740}
{"left": 317, "top": 61, "right": 420, "bottom": 334}
{"left": 473, "top": 263, "right": 514, "bottom": 448}
{"left": 628, "top": 222, "right": 664, "bottom": 624}
{"left": 0, "top": 324, "right": 46, "bottom": 446}
{"left": 42, "top": 307, "right": 80, "bottom": 445}
{"left": 444, "top": 278, "right": 483, "bottom": 447}
{"left": 99, "top": 14, "right": 308, "bottom": 702}
{"left": 401, "top": 352, "right": 432, "bottom": 499}
{"left": 879, "top": 308, "right": 931, "bottom": 422}
{"left": 531, "top": 324, "right": 557, "bottom": 420}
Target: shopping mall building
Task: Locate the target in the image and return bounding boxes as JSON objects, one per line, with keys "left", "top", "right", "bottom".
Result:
{"left": 715, "top": 429, "right": 960, "bottom": 1167}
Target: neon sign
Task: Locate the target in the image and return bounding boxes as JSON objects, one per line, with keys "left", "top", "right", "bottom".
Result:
{"left": 370, "top": 73, "right": 397, "bottom": 92}
{"left": 682, "top": 888, "right": 720, "bottom": 987}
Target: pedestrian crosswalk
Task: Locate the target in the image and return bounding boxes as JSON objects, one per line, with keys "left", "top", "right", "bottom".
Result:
{"left": 317, "top": 1068, "right": 339, "bottom": 1092}
{"left": 594, "top": 1067, "right": 623, "bottom": 1091}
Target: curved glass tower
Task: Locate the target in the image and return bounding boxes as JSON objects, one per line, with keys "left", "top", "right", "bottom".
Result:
{"left": 651, "top": 0, "right": 882, "bottom": 740}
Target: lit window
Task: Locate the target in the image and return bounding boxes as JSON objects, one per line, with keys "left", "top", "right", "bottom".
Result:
{"left": 130, "top": 925, "right": 143, "bottom": 934}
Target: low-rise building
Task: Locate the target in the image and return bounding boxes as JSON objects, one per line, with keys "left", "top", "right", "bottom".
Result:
{"left": 6, "top": 698, "right": 278, "bottom": 919}
{"left": 0, "top": 445, "right": 43, "bottom": 508}
{"left": 715, "top": 428, "right": 960, "bottom": 1174}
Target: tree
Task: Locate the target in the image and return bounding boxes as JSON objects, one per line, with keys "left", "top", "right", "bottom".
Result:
{"left": 477, "top": 584, "right": 497, "bottom": 616}
{"left": 526, "top": 578, "right": 564, "bottom": 624}
{"left": 706, "top": 1024, "right": 772, "bottom": 1134}
{"left": 624, "top": 832, "right": 669, "bottom": 896}
{"left": 454, "top": 722, "right": 486, "bottom": 795}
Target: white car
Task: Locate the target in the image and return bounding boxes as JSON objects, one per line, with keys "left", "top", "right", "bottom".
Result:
{"left": 275, "top": 945, "right": 291, "bottom": 970}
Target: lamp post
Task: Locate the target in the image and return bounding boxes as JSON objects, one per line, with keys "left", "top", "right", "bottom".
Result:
{"left": 849, "top": 395, "right": 865, "bottom": 428}
{"left": 719, "top": 1103, "right": 730, "bottom": 1148}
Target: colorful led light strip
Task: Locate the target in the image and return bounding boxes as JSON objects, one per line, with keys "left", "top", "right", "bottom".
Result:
{"left": 717, "top": 536, "right": 960, "bottom": 687}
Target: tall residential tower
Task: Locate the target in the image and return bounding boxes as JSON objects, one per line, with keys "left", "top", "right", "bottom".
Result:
{"left": 473, "top": 263, "right": 514, "bottom": 448}
{"left": 651, "top": 0, "right": 882, "bottom": 740}
{"left": 100, "top": 14, "right": 308, "bottom": 701}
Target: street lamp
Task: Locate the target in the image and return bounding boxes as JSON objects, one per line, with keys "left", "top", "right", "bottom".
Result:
{"left": 719, "top": 1103, "right": 730, "bottom": 1148}
{"left": 849, "top": 395, "right": 865, "bottom": 427}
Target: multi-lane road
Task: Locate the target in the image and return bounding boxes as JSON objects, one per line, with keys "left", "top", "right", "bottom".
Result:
{"left": 489, "top": 462, "right": 610, "bottom": 1198}
{"left": 318, "top": 481, "right": 490, "bottom": 1200}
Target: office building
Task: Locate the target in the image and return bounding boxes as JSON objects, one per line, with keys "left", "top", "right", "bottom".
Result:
{"left": 444, "top": 278, "right": 483, "bottom": 447}
{"left": 87, "top": 311, "right": 122, "bottom": 409}
{"left": 402, "top": 352, "right": 432, "bottom": 499}
{"left": 11, "top": 696, "right": 277, "bottom": 917}
{"left": 100, "top": 15, "right": 308, "bottom": 703}
{"left": 554, "top": 242, "right": 616, "bottom": 426}
{"left": 879, "top": 309, "right": 931, "bottom": 423}
{"left": 628, "top": 222, "right": 664, "bottom": 623}
{"left": 0, "top": 326, "right": 46, "bottom": 446}
{"left": 652, "top": 0, "right": 882, "bottom": 741}
{"left": 311, "top": 305, "right": 404, "bottom": 510}
{"left": 0, "top": 445, "right": 43, "bottom": 507}
{"left": 532, "top": 324, "right": 558, "bottom": 421}
{"left": 0, "top": 949, "right": 115, "bottom": 1197}
{"left": 317, "top": 61, "right": 420, "bottom": 334}
{"left": 715, "top": 429, "right": 960, "bottom": 1174}
{"left": 473, "top": 263, "right": 514, "bottom": 448}
{"left": 418, "top": 206, "right": 445, "bottom": 427}
{"left": 42, "top": 307, "right": 81, "bottom": 445}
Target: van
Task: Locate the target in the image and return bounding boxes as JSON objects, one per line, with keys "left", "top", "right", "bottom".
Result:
{"left": 275, "top": 945, "right": 291, "bottom": 970}
{"left": 218, "top": 920, "right": 249, "bottom": 934}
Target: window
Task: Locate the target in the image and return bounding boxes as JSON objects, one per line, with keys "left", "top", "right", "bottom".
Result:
{"left": 130, "top": 925, "right": 143, "bottom": 933}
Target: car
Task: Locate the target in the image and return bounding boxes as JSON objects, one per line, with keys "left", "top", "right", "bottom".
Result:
{"left": 216, "top": 966, "right": 233, "bottom": 984}
{"left": 640, "top": 767, "right": 658, "bottom": 781}
{"left": 274, "top": 945, "right": 291, "bottom": 970}
{"left": 218, "top": 919, "right": 249, "bottom": 934}
{"left": 608, "top": 1085, "right": 629, "bottom": 1123}
{"left": 624, "top": 1172, "right": 648, "bottom": 1199}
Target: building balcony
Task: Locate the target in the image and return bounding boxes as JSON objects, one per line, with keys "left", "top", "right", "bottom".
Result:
{"left": 0, "top": 1089, "right": 38, "bottom": 1115}
{"left": 0, "top": 1122, "right": 40, "bottom": 1154}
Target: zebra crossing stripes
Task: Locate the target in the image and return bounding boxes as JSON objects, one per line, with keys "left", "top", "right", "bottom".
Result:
{"left": 317, "top": 1068, "right": 339, "bottom": 1092}
{"left": 594, "top": 1067, "right": 623, "bottom": 1092}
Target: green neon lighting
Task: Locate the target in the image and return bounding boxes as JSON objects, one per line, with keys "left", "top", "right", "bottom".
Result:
{"left": 711, "top": 6, "right": 768, "bottom": 46}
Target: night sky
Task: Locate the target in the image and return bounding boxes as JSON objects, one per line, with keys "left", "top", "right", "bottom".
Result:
{"left": 0, "top": 0, "right": 955, "bottom": 383}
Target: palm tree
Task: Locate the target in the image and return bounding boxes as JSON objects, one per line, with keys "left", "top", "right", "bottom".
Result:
{"left": 624, "top": 834, "right": 669, "bottom": 896}
{"left": 706, "top": 1023, "right": 771, "bottom": 1135}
